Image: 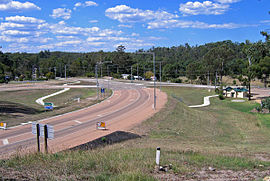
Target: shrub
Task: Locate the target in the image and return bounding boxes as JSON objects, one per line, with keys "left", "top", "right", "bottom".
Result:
{"left": 85, "top": 72, "right": 95, "bottom": 77}
{"left": 219, "top": 94, "right": 225, "bottom": 100}
{"left": 256, "top": 106, "right": 262, "bottom": 112}
{"left": 261, "top": 98, "right": 270, "bottom": 111}
{"left": 45, "top": 72, "right": 55, "bottom": 79}
{"left": 170, "top": 78, "right": 182, "bottom": 83}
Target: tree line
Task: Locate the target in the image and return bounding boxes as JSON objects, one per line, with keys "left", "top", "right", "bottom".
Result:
{"left": 0, "top": 37, "right": 269, "bottom": 87}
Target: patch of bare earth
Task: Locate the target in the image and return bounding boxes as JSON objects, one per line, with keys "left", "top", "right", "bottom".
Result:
{"left": 154, "top": 169, "right": 270, "bottom": 181}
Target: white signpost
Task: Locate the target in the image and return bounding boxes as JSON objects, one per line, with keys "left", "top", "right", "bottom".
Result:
{"left": 32, "top": 123, "right": 54, "bottom": 139}
{"left": 32, "top": 122, "right": 54, "bottom": 153}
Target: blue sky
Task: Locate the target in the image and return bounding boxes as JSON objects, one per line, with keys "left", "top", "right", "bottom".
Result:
{"left": 0, "top": 0, "right": 269, "bottom": 52}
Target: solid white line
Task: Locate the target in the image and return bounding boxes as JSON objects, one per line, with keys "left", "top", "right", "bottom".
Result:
{"left": 74, "top": 120, "right": 82, "bottom": 124}
{"left": 2, "top": 139, "right": 9, "bottom": 145}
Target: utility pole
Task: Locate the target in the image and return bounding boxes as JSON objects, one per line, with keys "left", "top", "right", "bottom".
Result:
{"left": 153, "top": 53, "right": 156, "bottom": 110}
{"left": 95, "top": 64, "right": 99, "bottom": 100}
{"left": 131, "top": 66, "right": 133, "bottom": 82}
{"left": 137, "top": 63, "right": 139, "bottom": 78}
{"left": 215, "top": 71, "right": 217, "bottom": 90}
{"left": 54, "top": 67, "right": 56, "bottom": 79}
{"left": 159, "top": 62, "right": 162, "bottom": 91}
{"left": 64, "top": 65, "right": 67, "bottom": 79}
{"left": 136, "top": 52, "right": 156, "bottom": 110}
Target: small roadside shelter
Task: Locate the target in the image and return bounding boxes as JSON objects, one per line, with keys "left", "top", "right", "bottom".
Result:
{"left": 223, "top": 87, "right": 248, "bottom": 98}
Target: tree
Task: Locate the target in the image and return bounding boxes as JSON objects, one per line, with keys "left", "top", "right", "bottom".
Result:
{"left": 259, "top": 56, "right": 270, "bottom": 87}
{"left": 116, "top": 45, "right": 126, "bottom": 53}
{"left": 144, "top": 71, "right": 154, "bottom": 80}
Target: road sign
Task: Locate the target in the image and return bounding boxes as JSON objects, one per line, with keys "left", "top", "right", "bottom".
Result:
{"left": 32, "top": 123, "right": 54, "bottom": 139}
{"left": 101, "top": 88, "right": 105, "bottom": 93}
{"left": 44, "top": 102, "right": 53, "bottom": 106}
{"left": 44, "top": 105, "right": 53, "bottom": 110}
{"left": 0, "top": 122, "right": 7, "bottom": 130}
{"left": 96, "top": 121, "right": 106, "bottom": 130}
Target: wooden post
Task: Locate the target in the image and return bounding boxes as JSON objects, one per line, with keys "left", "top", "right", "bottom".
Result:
{"left": 36, "top": 124, "right": 40, "bottom": 152}
{"left": 44, "top": 125, "right": 48, "bottom": 153}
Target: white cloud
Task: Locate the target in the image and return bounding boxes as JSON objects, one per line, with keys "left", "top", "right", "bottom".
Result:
{"left": 105, "top": 5, "right": 178, "bottom": 23}
{"left": 87, "top": 37, "right": 103, "bottom": 41}
{"left": 89, "top": 20, "right": 98, "bottom": 23}
{"left": 74, "top": 1, "right": 98, "bottom": 10}
{"left": 147, "top": 19, "right": 247, "bottom": 29}
{"left": 215, "top": 0, "right": 241, "bottom": 3}
{"left": 50, "top": 23, "right": 100, "bottom": 36}
{"left": 179, "top": 1, "right": 229, "bottom": 15}
{"left": 51, "top": 8, "right": 72, "bottom": 20}
{"left": 2, "top": 29, "right": 30, "bottom": 36}
{"left": 85, "top": 1, "right": 98, "bottom": 7}
{"left": 74, "top": 2, "right": 82, "bottom": 7}
{"left": 118, "top": 24, "right": 132, "bottom": 28}
{"left": 0, "top": 0, "right": 40, "bottom": 11}
{"left": 55, "top": 40, "right": 82, "bottom": 47}
{"left": 1, "top": 15, "right": 49, "bottom": 44}
{"left": 131, "top": 33, "right": 139, "bottom": 37}
{"left": 5, "top": 15, "right": 45, "bottom": 23}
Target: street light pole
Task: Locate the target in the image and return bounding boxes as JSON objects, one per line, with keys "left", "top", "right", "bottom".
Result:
{"left": 95, "top": 64, "right": 99, "bottom": 100}
{"left": 136, "top": 52, "right": 156, "bottom": 110}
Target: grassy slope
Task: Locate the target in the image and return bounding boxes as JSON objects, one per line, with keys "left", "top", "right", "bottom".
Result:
{"left": 1, "top": 87, "right": 270, "bottom": 180}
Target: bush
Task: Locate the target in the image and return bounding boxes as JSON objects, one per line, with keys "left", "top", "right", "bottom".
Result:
{"left": 170, "top": 78, "right": 182, "bottom": 83}
{"left": 219, "top": 94, "right": 225, "bottom": 100}
{"left": 256, "top": 106, "right": 262, "bottom": 112}
{"left": 45, "top": 72, "right": 55, "bottom": 79}
{"left": 85, "top": 72, "right": 95, "bottom": 77}
{"left": 261, "top": 98, "right": 270, "bottom": 111}
{"left": 37, "top": 77, "right": 48, "bottom": 81}
{"left": 19, "top": 75, "right": 25, "bottom": 81}
{"left": 111, "top": 73, "right": 121, "bottom": 79}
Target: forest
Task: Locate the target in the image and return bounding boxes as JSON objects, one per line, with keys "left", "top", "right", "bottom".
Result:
{"left": 0, "top": 33, "right": 269, "bottom": 87}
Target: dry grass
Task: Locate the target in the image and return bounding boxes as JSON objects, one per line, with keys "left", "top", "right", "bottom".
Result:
{"left": 1, "top": 86, "right": 270, "bottom": 180}
{"left": 0, "top": 88, "right": 99, "bottom": 127}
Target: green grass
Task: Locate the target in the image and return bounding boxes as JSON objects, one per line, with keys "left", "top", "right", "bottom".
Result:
{"left": 46, "top": 88, "right": 96, "bottom": 107}
{"left": 1, "top": 86, "right": 270, "bottom": 180}
{"left": 0, "top": 88, "right": 98, "bottom": 126}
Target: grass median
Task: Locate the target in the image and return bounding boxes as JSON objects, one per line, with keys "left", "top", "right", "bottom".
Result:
{"left": 1, "top": 86, "right": 270, "bottom": 180}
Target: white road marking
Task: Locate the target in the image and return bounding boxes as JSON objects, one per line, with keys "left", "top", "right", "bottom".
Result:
{"left": 97, "top": 114, "right": 103, "bottom": 117}
{"left": 3, "top": 139, "right": 9, "bottom": 145}
{"left": 74, "top": 120, "right": 82, "bottom": 124}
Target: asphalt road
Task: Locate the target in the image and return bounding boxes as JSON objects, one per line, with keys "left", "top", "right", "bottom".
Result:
{"left": 0, "top": 80, "right": 166, "bottom": 158}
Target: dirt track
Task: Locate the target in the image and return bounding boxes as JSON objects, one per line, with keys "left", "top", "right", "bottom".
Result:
{"left": 0, "top": 84, "right": 167, "bottom": 158}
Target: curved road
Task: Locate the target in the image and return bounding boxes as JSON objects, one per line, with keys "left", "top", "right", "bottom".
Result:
{"left": 0, "top": 80, "right": 167, "bottom": 158}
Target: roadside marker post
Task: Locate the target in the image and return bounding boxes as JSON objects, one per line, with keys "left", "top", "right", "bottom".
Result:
{"left": 36, "top": 123, "right": 40, "bottom": 152}
{"left": 96, "top": 121, "right": 106, "bottom": 130}
{"left": 44, "top": 125, "right": 48, "bottom": 153}
{"left": 156, "top": 147, "right": 160, "bottom": 166}
{"left": 0, "top": 122, "right": 7, "bottom": 130}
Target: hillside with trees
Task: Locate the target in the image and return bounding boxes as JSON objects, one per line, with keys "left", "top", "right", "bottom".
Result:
{"left": 0, "top": 37, "right": 269, "bottom": 87}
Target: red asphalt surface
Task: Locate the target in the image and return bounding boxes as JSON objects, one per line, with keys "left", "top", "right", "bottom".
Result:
{"left": 0, "top": 87, "right": 167, "bottom": 158}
